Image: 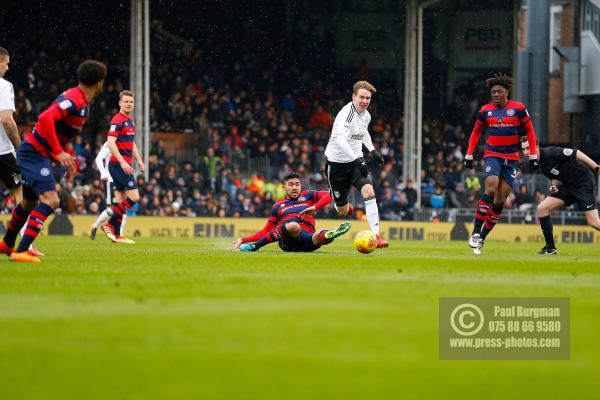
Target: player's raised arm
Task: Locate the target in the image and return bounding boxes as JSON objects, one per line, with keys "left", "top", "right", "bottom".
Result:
{"left": 464, "top": 109, "right": 486, "bottom": 169}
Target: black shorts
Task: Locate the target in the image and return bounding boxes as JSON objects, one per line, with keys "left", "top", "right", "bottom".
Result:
{"left": 550, "top": 181, "right": 597, "bottom": 211}
{"left": 0, "top": 152, "right": 22, "bottom": 190}
{"left": 326, "top": 160, "right": 372, "bottom": 207}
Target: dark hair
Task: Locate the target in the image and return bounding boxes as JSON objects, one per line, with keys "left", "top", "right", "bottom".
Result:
{"left": 486, "top": 73, "right": 513, "bottom": 90}
{"left": 77, "top": 60, "right": 107, "bottom": 86}
{"left": 283, "top": 172, "right": 301, "bottom": 182}
{"left": 0, "top": 47, "right": 9, "bottom": 58}
{"left": 520, "top": 136, "right": 529, "bottom": 144}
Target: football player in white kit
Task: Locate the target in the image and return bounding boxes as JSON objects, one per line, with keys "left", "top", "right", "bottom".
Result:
{"left": 89, "top": 142, "right": 127, "bottom": 239}
{"left": 324, "top": 80, "right": 389, "bottom": 248}
{"left": 0, "top": 47, "right": 44, "bottom": 258}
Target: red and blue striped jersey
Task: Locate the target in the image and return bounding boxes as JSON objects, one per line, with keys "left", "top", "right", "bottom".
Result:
{"left": 108, "top": 112, "right": 136, "bottom": 164}
{"left": 25, "top": 86, "right": 90, "bottom": 160}
{"left": 241, "top": 190, "right": 332, "bottom": 243}
{"left": 466, "top": 100, "right": 536, "bottom": 160}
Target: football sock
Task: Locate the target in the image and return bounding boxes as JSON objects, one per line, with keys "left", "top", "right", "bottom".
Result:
{"left": 480, "top": 203, "right": 503, "bottom": 240}
{"left": 121, "top": 214, "right": 127, "bottom": 236}
{"left": 16, "top": 203, "right": 53, "bottom": 253}
{"left": 318, "top": 230, "right": 333, "bottom": 245}
{"left": 108, "top": 197, "right": 136, "bottom": 235}
{"left": 365, "top": 197, "right": 380, "bottom": 235}
{"left": 539, "top": 215, "right": 556, "bottom": 248}
{"left": 93, "top": 207, "right": 113, "bottom": 228}
{"left": 254, "top": 224, "right": 290, "bottom": 249}
{"left": 4, "top": 204, "right": 30, "bottom": 247}
{"left": 473, "top": 193, "right": 493, "bottom": 235}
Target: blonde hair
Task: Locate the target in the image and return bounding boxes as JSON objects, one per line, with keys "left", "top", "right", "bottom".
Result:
{"left": 353, "top": 80, "right": 376, "bottom": 94}
{"left": 119, "top": 90, "right": 135, "bottom": 100}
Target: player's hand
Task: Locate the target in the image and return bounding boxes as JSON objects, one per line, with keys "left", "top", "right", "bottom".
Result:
{"left": 529, "top": 156, "right": 540, "bottom": 171}
{"left": 120, "top": 161, "right": 135, "bottom": 175}
{"left": 299, "top": 206, "right": 317, "bottom": 219}
{"left": 138, "top": 161, "right": 145, "bottom": 172}
{"left": 354, "top": 157, "right": 369, "bottom": 178}
{"left": 371, "top": 149, "right": 385, "bottom": 167}
{"left": 56, "top": 151, "right": 76, "bottom": 177}
{"left": 549, "top": 185, "right": 558, "bottom": 193}
{"left": 463, "top": 155, "right": 473, "bottom": 169}
{"left": 232, "top": 238, "right": 242, "bottom": 250}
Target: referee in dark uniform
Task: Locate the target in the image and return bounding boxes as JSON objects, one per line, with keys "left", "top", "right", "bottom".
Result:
{"left": 521, "top": 137, "right": 600, "bottom": 254}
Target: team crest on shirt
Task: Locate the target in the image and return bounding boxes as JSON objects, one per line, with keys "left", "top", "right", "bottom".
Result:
{"left": 59, "top": 100, "right": 73, "bottom": 110}
{"left": 334, "top": 191, "right": 340, "bottom": 198}
{"left": 550, "top": 168, "right": 559, "bottom": 176}
{"left": 40, "top": 168, "right": 50, "bottom": 176}
{"left": 507, "top": 109, "right": 515, "bottom": 116}
{"left": 298, "top": 196, "right": 306, "bottom": 202}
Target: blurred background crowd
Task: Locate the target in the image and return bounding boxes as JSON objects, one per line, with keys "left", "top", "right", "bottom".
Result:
{"left": 0, "top": 2, "right": 546, "bottom": 221}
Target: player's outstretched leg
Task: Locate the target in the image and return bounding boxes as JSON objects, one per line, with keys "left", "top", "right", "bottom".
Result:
{"left": 321, "top": 221, "right": 351, "bottom": 244}
{"left": 241, "top": 223, "right": 299, "bottom": 252}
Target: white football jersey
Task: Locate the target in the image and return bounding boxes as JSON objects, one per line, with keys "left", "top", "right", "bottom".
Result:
{"left": 0, "top": 77, "right": 16, "bottom": 155}
{"left": 325, "top": 102, "right": 374, "bottom": 163}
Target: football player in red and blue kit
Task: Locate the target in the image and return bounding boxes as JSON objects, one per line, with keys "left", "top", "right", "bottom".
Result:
{"left": 101, "top": 90, "right": 144, "bottom": 244}
{"left": 234, "top": 172, "right": 351, "bottom": 252}
{"left": 0, "top": 60, "right": 106, "bottom": 262}
{"left": 463, "top": 73, "right": 538, "bottom": 254}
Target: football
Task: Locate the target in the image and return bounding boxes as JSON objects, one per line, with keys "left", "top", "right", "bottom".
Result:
{"left": 354, "top": 230, "right": 377, "bottom": 254}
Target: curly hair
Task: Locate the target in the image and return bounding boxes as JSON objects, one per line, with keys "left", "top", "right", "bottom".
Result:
{"left": 485, "top": 73, "right": 513, "bottom": 90}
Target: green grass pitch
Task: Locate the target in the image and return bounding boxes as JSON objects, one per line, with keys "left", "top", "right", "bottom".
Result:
{"left": 1, "top": 237, "right": 599, "bottom": 399}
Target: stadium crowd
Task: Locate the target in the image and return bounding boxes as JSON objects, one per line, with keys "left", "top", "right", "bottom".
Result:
{"left": 1, "top": 7, "right": 542, "bottom": 221}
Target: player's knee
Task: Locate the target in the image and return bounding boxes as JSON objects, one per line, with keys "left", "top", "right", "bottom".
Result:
{"left": 128, "top": 191, "right": 140, "bottom": 202}
{"left": 336, "top": 204, "right": 348, "bottom": 216}
{"left": 21, "top": 199, "right": 37, "bottom": 212}
{"left": 585, "top": 213, "right": 599, "bottom": 227}
{"left": 286, "top": 222, "right": 301, "bottom": 234}
{"left": 361, "top": 186, "right": 375, "bottom": 199}
{"left": 537, "top": 203, "right": 549, "bottom": 216}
